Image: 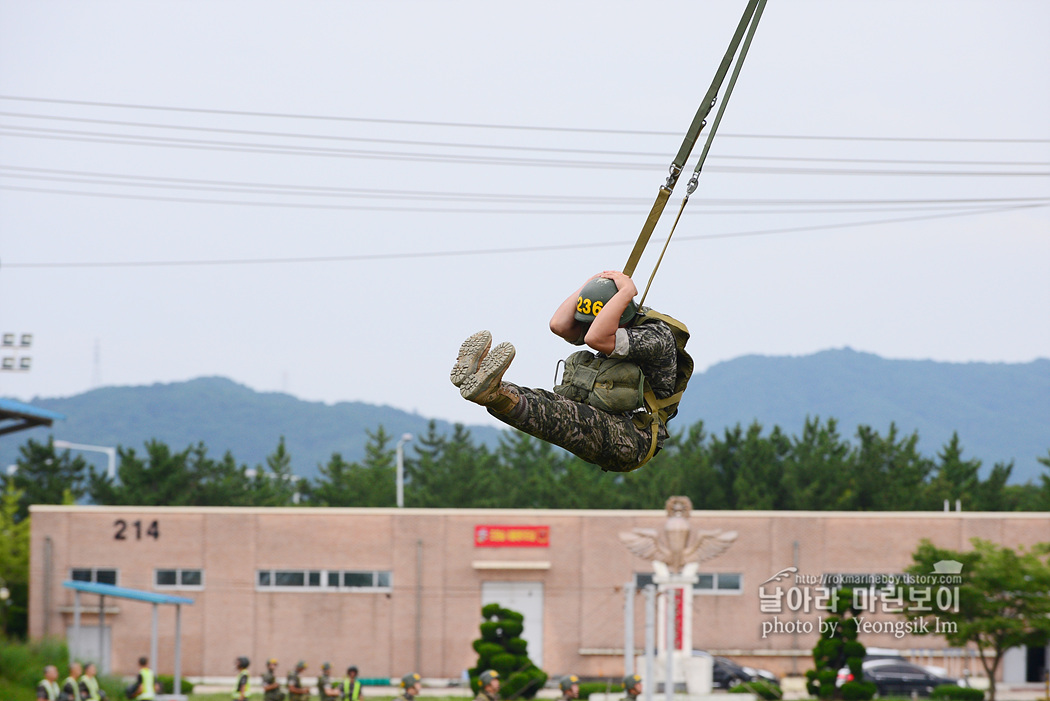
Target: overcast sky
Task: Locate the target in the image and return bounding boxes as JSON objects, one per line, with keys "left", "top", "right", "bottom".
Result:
{"left": 1, "top": 0, "right": 1047, "bottom": 429}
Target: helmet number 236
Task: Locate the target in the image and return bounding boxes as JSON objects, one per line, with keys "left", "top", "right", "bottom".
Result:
{"left": 577, "top": 297, "right": 604, "bottom": 317}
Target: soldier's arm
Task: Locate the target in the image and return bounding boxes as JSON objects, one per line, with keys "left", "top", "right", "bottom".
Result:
{"left": 584, "top": 272, "right": 637, "bottom": 354}
{"left": 550, "top": 274, "right": 602, "bottom": 342}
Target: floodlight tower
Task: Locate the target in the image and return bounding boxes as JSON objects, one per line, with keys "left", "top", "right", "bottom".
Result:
{"left": 0, "top": 332, "right": 32, "bottom": 372}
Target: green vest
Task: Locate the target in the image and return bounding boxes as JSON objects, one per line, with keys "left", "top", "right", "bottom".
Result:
{"left": 38, "top": 680, "right": 60, "bottom": 701}
{"left": 234, "top": 671, "right": 251, "bottom": 699}
{"left": 556, "top": 307, "right": 693, "bottom": 470}
{"left": 80, "top": 675, "right": 101, "bottom": 701}
{"left": 136, "top": 668, "right": 156, "bottom": 700}
{"left": 342, "top": 679, "right": 362, "bottom": 701}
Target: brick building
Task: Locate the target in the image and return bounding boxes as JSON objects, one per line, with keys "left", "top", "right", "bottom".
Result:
{"left": 28, "top": 506, "right": 1049, "bottom": 681}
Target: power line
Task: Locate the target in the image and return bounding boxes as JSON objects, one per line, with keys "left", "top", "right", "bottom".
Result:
{"left": 4, "top": 182, "right": 1025, "bottom": 217}
{"left": 5, "top": 166, "right": 1047, "bottom": 206}
{"left": 1, "top": 94, "right": 1047, "bottom": 144}
{"left": 2, "top": 111, "right": 1047, "bottom": 167}
{"left": 4, "top": 126, "right": 1048, "bottom": 176}
{"left": 3, "top": 166, "right": 1047, "bottom": 209}
{"left": 5, "top": 202, "right": 1044, "bottom": 270}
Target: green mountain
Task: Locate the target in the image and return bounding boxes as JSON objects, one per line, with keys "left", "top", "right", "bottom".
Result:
{"left": 3, "top": 377, "right": 505, "bottom": 481}
{"left": 3, "top": 349, "right": 1048, "bottom": 484}
{"left": 676, "top": 349, "right": 1049, "bottom": 483}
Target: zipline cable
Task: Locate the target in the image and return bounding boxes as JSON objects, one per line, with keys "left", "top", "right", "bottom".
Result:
{"left": 624, "top": 0, "right": 767, "bottom": 279}
{"left": 639, "top": 0, "right": 768, "bottom": 306}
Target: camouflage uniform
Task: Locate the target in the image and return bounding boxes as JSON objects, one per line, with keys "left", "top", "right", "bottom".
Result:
{"left": 318, "top": 672, "right": 337, "bottom": 701}
{"left": 286, "top": 667, "right": 308, "bottom": 701}
{"left": 474, "top": 688, "right": 499, "bottom": 701}
{"left": 262, "top": 670, "right": 284, "bottom": 701}
{"left": 493, "top": 319, "right": 678, "bottom": 472}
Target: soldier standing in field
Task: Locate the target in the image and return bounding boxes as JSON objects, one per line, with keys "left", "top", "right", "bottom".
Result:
{"left": 622, "top": 675, "right": 643, "bottom": 701}
{"left": 557, "top": 676, "right": 580, "bottom": 701}
{"left": 233, "top": 657, "right": 251, "bottom": 701}
{"left": 474, "top": 670, "right": 500, "bottom": 701}
{"left": 287, "top": 661, "right": 310, "bottom": 701}
{"left": 262, "top": 658, "right": 285, "bottom": 701}
{"left": 60, "top": 662, "right": 84, "bottom": 701}
{"left": 341, "top": 666, "right": 363, "bottom": 701}
{"left": 397, "top": 673, "right": 422, "bottom": 701}
{"left": 79, "top": 663, "right": 107, "bottom": 701}
{"left": 318, "top": 663, "right": 340, "bottom": 700}
{"left": 36, "top": 665, "right": 60, "bottom": 701}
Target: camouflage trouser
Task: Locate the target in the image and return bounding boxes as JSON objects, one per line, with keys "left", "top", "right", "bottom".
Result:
{"left": 491, "top": 384, "right": 665, "bottom": 472}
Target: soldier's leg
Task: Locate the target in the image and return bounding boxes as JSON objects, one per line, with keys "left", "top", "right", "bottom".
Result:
{"left": 490, "top": 384, "right": 652, "bottom": 472}
{"left": 453, "top": 332, "right": 651, "bottom": 471}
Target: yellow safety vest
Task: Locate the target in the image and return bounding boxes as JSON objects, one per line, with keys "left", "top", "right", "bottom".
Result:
{"left": 342, "top": 679, "right": 362, "bottom": 701}
{"left": 38, "top": 680, "right": 60, "bottom": 701}
{"left": 136, "top": 668, "right": 156, "bottom": 700}
{"left": 233, "top": 671, "right": 251, "bottom": 699}
{"left": 80, "top": 675, "right": 102, "bottom": 701}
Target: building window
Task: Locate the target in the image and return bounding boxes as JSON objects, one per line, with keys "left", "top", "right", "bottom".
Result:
{"left": 71, "top": 568, "right": 118, "bottom": 586}
{"left": 696, "top": 572, "right": 742, "bottom": 594}
{"left": 256, "top": 569, "right": 392, "bottom": 592}
{"left": 633, "top": 571, "right": 742, "bottom": 594}
{"left": 154, "top": 568, "right": 204, "bottom": 590}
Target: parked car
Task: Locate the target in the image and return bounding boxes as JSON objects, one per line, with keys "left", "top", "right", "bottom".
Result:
{"left": 861, "top": 649, "right": 968, "bottom": 687}
{"left": 837, "top": 659, "right": 958, "bottom": 697}
{"left": 692, "top": 650, "right": 779, "bottom": 689}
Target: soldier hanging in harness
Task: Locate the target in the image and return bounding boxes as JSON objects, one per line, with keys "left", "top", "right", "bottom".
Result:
{"left": 453, "top": 270, "right": 691, "bottom": 472}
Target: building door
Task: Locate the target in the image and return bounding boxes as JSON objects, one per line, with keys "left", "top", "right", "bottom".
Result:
{"left": 66, "top": 625, "right": 111, "bottom": 673}
{"left": 481, "top": 581, "right": 544, "bottom": 667}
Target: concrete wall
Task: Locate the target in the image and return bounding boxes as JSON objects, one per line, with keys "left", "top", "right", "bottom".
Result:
{"left": 29, "top": 506, "right": 1049, "bottom": 679}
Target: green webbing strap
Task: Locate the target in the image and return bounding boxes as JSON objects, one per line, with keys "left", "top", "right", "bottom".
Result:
{"left": 623, "top": 0, "right": 765, "bottom": 279}
{"left": 623, "top": 188, "right": 670, "bottom": 277}
{"left": 672, "top": 0, "right": 763, "bottom": 171}
{"left": 691, "top": 0, "right": 769, "bottom": 182}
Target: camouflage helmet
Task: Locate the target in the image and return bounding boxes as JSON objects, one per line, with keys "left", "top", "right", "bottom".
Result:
{"left": 296, "top": 660, "right": 307, "bottom": 670}
{"left": 322, "top": 662, "right": 331, "bottom": 671}
{"left": 479, "top": 670, "right": 499, "bottom": 686}
{"left": 401, "top": 673, "right": 421, "bottom": 688}
{"left": 574, "top": 277, "right": 637, "bottom": 326}
{"left": 623, "top": 674, "right": 642, "bottom": 689}
{"left": 236, "top": 656, "right": 250, "bottom": 669}
{"left": 560, "top": 675, "right": 580, "bottom": 691}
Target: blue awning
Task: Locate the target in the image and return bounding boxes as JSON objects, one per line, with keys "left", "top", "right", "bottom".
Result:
{"left": 0, "top": 398, "right": 65, "bottom": 437}
{"left": 63, "top": 580, "right": 194, "bottom": 605}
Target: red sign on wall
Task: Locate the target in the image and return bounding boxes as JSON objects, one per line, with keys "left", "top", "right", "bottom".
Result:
{"left": 475, "top": 525, "right": 550, "bottom": 548}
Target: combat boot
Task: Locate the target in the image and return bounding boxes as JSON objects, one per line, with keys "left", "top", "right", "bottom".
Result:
{"left": 460, "top": 342, "right": 518, "bottom": 413}
{"left": 451, "top": 330, "right": 492, "bottom": 387}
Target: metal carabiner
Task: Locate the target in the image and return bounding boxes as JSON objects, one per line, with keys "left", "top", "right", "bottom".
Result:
{"left": 554, "top": 358, "right": 566, "bottom": 386}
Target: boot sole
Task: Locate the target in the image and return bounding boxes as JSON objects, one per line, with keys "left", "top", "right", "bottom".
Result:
{"left": 460, "top": 342, "right": 515, "bottom": 402}
{"left": 450, "top": 330, "right": 492, "bottom": 387}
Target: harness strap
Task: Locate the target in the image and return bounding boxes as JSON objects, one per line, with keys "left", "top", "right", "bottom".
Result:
{"left": 623, "top": 0, "right": 767, "bottom": 279}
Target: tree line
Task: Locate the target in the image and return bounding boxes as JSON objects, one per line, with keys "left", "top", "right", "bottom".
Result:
{"left": 5, "top": 417, "right": 1050, "bottom": 517}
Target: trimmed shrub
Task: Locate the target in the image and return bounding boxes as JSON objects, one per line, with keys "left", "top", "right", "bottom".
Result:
{"left": 503, "top": 667, "right": 547, "bottom": 700}
{"left": 840, "top": 681, "right": 876, "bottom": 701}
{"left": 157, "top": 675, "right": 194, "bottom": 695}
{"left": 578, "top": 682, "right": 624, "bottom": 700}
{"left": 730, "top": 681, "right": 783, "bottom": 701}
{"left": 473, "top": 640, "right": 503, "bottom": 658}
{"left": 506, "top": 637, "right": 528, "bottom": 655}
{"left": 469, "top": 605, "right": 547, "bottom": 699}
{"left": 932, "top": 685, "right": 985, "bottom": 701}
